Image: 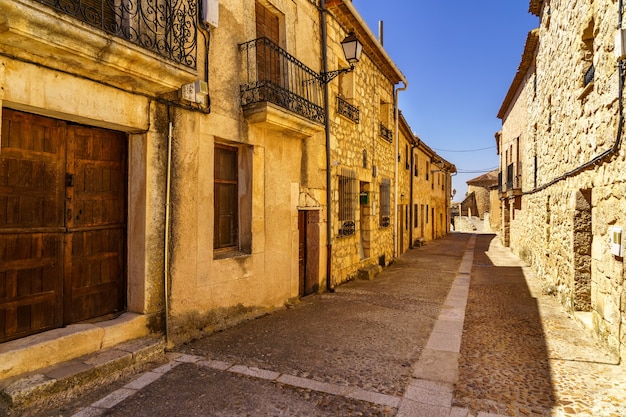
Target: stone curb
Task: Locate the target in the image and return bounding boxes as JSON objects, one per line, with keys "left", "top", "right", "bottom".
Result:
{"left": 0, "top": 337, "right": 165, "bottom": 415}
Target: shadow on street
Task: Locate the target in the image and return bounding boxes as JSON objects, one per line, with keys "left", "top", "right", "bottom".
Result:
{"left": 454, "top": 234, "right": 555, "bottom": 416}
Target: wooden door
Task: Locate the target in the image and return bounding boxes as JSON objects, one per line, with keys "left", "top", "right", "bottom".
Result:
{"left": 298, "top": 211, "right": 306, "bottom": 297}
{"left": 0, "top": 110, "right": 65, "bottom": 341}
{"left": 65, "top": 125, "right": 126, "bottom": 323}
{"left": 0, "top": 110, "right": 126, "bottom": 342}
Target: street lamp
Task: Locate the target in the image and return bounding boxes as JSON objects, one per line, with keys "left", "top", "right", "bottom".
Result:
{"left": 318, "top": 32, "right": 363, "bottom": 84}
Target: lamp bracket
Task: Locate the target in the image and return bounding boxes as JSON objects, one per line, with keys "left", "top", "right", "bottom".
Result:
{"left": 318, "top": 64, "right": 355, "bottom": 84}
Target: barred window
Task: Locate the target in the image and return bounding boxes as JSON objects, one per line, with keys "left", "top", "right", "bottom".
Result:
{"left": 338, "top": 168, "right": 357, "bottom": 236}
{"left": 380, "top": 178, "right": 391, "bottom": 227}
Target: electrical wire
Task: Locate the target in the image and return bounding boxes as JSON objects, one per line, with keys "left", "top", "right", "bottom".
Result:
{"left": 455, "top": 166, "right": 499, "bottom": 173}
{"left": 432, "top": 145, "right": 496, "bottom": 153}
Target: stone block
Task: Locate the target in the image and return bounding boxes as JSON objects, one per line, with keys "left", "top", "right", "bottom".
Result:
{"left": 357, "top": 264, "right": 382, "bottom": 281}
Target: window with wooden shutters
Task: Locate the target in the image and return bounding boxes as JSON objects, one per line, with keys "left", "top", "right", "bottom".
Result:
{"left": 255, "top": 2, "right": 281, "bottom": 86}
{"left": 214, "top": 145, "right": 239, "bottom": 250}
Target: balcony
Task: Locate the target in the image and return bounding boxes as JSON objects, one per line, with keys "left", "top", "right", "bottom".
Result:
{"left": 34, "top": 0, "right": 197, "bottom": 68}
{"left": 0, "top": 0, "right": 198, "bottom": 94}
{"left": 505, "top": 163, "right": 522, "bottom": 197}
{"left": 239, "top": 37, "right": 325, "bottom": 138}
{"left": 337, "top": 96, "right": 360, "bottom": 123}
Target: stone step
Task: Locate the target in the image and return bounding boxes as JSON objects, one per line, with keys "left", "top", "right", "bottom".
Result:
{"left": 0, "top": 336, "right": 166, "bottom": 416}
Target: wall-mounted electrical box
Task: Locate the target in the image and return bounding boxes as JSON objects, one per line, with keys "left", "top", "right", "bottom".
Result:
{"left": 180, "top": 80, "right": 208, "bottom": 103}
{"left": 615, "top": 29, "right": 626, "bottom": 60}
{"left": 609, "top": 226, "right": 623, "bottom": 257}
{"left": 201, "top": 0, "right": 219, "bottom": 28}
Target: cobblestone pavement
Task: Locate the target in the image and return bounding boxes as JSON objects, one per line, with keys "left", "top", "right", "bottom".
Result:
{"left": 454, "top": 235, "right": 626, "bottom": 417}
{"left": 41, "top": 233, "right": 626, "bottom": 417}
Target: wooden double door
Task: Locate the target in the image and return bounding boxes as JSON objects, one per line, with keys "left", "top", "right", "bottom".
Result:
{"left": 0, "top": 109, "right": 127, "bottom": 342}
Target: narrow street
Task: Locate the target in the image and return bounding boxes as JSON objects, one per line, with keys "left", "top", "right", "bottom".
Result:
{"left": 47, "top": 233, "right": 625, "bottom": 417}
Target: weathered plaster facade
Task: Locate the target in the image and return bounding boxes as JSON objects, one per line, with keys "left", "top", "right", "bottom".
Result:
{"left": 499, "top": 0, "right": 626, "bottom": 361}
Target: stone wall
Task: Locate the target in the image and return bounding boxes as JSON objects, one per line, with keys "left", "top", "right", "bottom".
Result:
{"left": 326, "top": 13, "right": 396, "bottom": 284}
{"left": 502, "top": 0, "right": 626, "bottom": 360}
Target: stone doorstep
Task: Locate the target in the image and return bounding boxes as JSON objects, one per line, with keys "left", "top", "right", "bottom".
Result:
{"left": 0, "top": 337, "right": 166, "bottom": 414}
{"left": 357, "top": 264, "right": 382, "bottom": 281}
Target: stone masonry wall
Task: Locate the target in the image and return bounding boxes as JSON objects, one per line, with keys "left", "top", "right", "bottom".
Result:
{"left": 506, "top": 0, "right": 626, "bottom": 359}
{"left": 326, "top": 17, "right": 396, "bottom": 286}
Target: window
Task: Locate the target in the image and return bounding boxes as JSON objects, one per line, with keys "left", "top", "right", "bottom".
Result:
{"left": 414, "top": 154, "right": 418, "bottom": 177}
{"left": 426, "top": 161, "right": 429, "bottom": 181}
{"left": 214, "top": 145, "right": 239, "bottom": 250}
{"left": 414, "top": 204, "right": 418, "bottom": 227}
{"left": 426, "top": 205, "right": 429, "bottom": 223}
{"left": 380, "top": 178, "right": 391, "bottom": 227}
{"left": 405, "top": 206, "right": 409, "bottom": 231}
{"left": 405, "top": 145, "right": 410, "bottom": 170}
{"left": 338, "top": 168, "right": 357, "bottom": 236}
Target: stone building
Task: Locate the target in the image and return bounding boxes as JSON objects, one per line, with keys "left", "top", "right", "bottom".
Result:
{"left": 498, "top": 0, "right": 626, "bottom": 361}
{"left": 397, "top": 113, "right": 455, "bottom": 255}
{"left": 465, "top": 170, "right": 498, "bottom": 220}
{"left": 410, "top": 134, "right": 456, "bottom": 245}
{"left": 323, "top": 0, "right": 406, "bottom": 285}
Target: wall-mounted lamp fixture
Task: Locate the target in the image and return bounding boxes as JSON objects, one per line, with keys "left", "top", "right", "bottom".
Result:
{"left": 318, "top": 32, "right": 363, "bottom": 84}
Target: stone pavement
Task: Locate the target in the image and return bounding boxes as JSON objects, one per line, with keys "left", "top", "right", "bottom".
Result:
{"left": 30, "top": 233, "right": 626, "bottom": 417}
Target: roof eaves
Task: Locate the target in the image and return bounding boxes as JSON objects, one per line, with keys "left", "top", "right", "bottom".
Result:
{"left": 497, "top": 28, "right": 540, "bottom": 120}
{"left": 325, "top": 0, "right": 406, "bottom": 85}
{"left": 529, "top": 0, "right": 544, "bottom": 16}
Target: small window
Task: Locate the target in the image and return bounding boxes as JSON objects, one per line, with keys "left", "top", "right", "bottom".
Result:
{"left": 414, "top": 204, "right": 418, "bottom": 227}
{"left": 380, "top": 178, "right": 391, "bottom": 227}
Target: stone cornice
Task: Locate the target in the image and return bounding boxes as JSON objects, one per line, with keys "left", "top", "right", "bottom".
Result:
{"left": 497, "top": 28, "right": 540, "bottom": 120}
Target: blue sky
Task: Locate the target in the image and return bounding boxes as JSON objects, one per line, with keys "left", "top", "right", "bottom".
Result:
{"left": 351, "top": 0, "right": 538, "bottom": 200}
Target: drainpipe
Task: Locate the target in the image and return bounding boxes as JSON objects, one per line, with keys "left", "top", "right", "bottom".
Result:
{"left": 164, "top": 112, "right": 173, "bottom": 345}
{"left": 409, "top": 139, "right": 419, "bottom": 248}
{"left": 320, "top": 0, "right": 334, "bottom": 292}
{"left": 393, "top": 81, "right": 407, "bottom": 259}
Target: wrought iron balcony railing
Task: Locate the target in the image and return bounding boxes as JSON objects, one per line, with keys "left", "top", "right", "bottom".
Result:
{"left": 337, "top": 96, "right": 360, "bottom": 123}
{"left": 34, "top": 0, "right": 198, "bottom": 68}
{"left": 239, "top": 37, "right": 324, "bottom": 125}
{"left": 506, "top": 162, "right": 522, "bottom": 191}
{"left": 379, "top": 123, "right": 393, "bottom": 143}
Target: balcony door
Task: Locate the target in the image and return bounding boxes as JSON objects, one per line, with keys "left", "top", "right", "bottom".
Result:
{"left": 0, "top": 109, "right": 127, "bottom": 342}
{"left": 255, "top": 1, "right": 282, "bottom": 87}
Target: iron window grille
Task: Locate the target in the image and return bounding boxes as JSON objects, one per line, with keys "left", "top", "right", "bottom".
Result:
{"left": 337, "top": 96, "right": 360, "bottom": 123}
{"left": 380, "top": 178, "right": 391, "bottom": 227}
{"left": 338, "top": 168, "right": 357, "bottom": 236}
{"left": 379, "top": 123, "right": 393, "bottom": 143}
{"left": 34, "top": 0, "right": 198, "bottom": 68}
{"left": 239, "top": 37, "right": 324, "bottom": 124}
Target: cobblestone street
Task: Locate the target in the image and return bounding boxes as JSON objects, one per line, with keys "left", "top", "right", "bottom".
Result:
{"left": 39, "top": 233, "right": 625, "bottom": 417}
